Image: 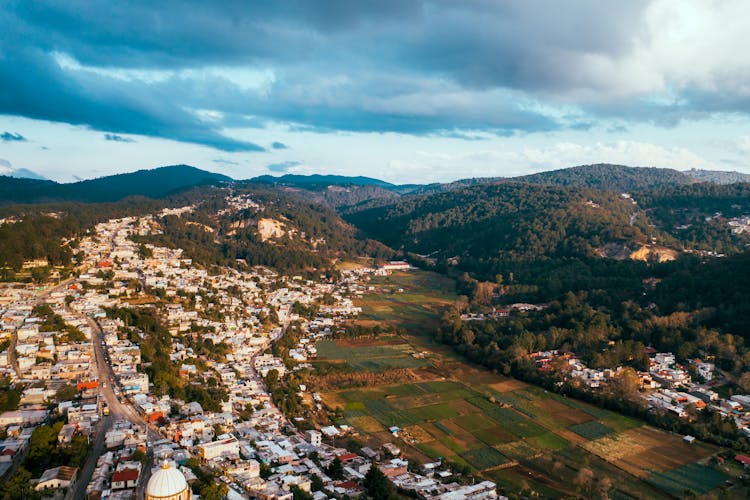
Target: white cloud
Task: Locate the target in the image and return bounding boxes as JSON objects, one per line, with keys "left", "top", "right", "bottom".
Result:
{"left": 380, "top": 140, "right": 718, "bottom": 183}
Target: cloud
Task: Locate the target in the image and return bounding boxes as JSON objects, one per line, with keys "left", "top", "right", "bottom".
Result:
{"left": 380, "top": 140, "right": 719, "bottom": 184}
{"left": 271, "top": 141, "right": 289, "bottom": 150}
{"left": 104, "top": 133, "right": 136, "bottom": 143}
{"left": 1, "top": 131, "right": 27, "bottom": 142}
{"left": 212, "top": 158, "right": 239, "bottom": 166}
{"left": 3, "top": 0, "right": 750, "bottom": 147}
{"left": 0, "top": 46, "right": 266, "bottom": 152}
{"left": 267, "top": 160, "right": 301, "bottom": 173}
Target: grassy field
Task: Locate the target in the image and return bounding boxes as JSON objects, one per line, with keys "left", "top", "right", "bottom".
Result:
{"left": 316, "top": 339, "right": 428, "bottom": 370}
{"left": 316, "top": 270, "right": 737, "bottom": 498}
{"left": 352, "top": 270, "right": 459, "bottom": 334}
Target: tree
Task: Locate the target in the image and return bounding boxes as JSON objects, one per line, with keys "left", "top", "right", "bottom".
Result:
{"left": 198, "top": 482, "right": 228, "bottom": 500}
{"left": 1, "top": 466, "right": 39, "bottom": 500}
{"left": 133, "top": 449, "right": 148, "bottom": 464}
{"left": 291, "top": 485, "right": 314, "bottom": 500}
{"left": 310, "top": 473, "right": 324, "bottom": 492}
{"left": 575, "top": 467, "right": 594, "bottom": 493}
{"left": 56, "top": 383, "right": 77, "bottom": 402}
{"left": 363, "top": 463, "right": 394, "bottom": 500}
{"left": 326, "top": 457, "right": 344, "bottom": 480}
{"left": 608, "top": 367, "right": 640, "bottom": 400}
{"left": 596, "top": 476, "right": 613, "bottom": 499}
{"left": 738, "top": 372, "right": 750, "bottom": 393}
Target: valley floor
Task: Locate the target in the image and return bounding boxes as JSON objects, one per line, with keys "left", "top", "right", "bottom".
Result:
{"left": 314, "top": 270, "right": 747, "bottom": 499}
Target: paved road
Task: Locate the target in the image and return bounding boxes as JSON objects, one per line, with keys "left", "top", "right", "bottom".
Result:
{"left": 68, "top": 415, "right": 110, "bottom": 500}
{"left": 69, "top": 317, "right": 163, "bottom": 499}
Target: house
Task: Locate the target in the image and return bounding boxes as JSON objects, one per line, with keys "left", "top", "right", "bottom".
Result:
{"left": 111, "top": 467, "right": 140, "bottom": 489}
{"left": 35, "top": 465, "right": 78, "bottom": 491}
{"left": 436, "top": 480, "right": 498, "bottom": 500}
{"left": 380, "top": 261, "right": 411, "bottom": 272}
{"left": 198, "top": 435, "right": 240, "bottom": 461}
{"left": 305, "top": 430, "right": 321, "bottom": 447}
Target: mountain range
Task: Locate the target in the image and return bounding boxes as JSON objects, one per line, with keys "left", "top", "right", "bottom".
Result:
{"left": 3, "top": 162, "right": 750, "bottom": 206}
{"left": 0, "top": 165, "right": 231, "bottom": 204}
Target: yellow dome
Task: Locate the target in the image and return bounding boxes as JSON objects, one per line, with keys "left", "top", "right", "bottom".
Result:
{"left": 145, "top": 461, "right": 189, "bottom": 500}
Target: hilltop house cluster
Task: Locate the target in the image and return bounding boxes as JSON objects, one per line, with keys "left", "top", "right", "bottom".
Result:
{"left": 530, "top": 348, "right": 750, "bottom": 438}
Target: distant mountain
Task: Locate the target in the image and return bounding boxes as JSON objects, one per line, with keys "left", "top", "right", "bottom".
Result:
{"left": 684, "top": 168, "right": 750, "bottom": 184}
{"left": 1, "top": 167, "right": 48, "bottom": 180}
{"left": 251, "top": 173, "right": 396, "bottom": 189}
{"left": 0, "top": 165, "right": 231, "bottom": 204}
{"left": 515, "top": 164, "right": 694, "bottom": 192}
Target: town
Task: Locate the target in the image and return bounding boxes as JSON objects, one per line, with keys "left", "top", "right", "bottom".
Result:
{"left": 0, "top": 198, "right": 501, "bottom": 500}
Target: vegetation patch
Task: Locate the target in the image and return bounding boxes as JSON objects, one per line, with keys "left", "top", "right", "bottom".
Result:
{"left": 461, "top": 447, "right": 508, "bottom": 470}
{"left": 471, "top": 426, "right": 517, "bottom": 446}
{"left": 528, "top": 432, "right": 570, "bottom": 450}
{"left": 453, "top": 413, "right": 495, "bottom": 431}
{"left": 646, "top": 463, "right": 728, "bottom": 497}
{"left": 569, "top": 421, "right": 616, "bottom": 440}
{"left": 364, "top": 399, "right": 421, "bottom": 427}
{"left": 409, "top": 403, "right": 460, "bottom": 421}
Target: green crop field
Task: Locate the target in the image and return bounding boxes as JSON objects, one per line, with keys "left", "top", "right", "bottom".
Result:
{"left": 646, "top": 463, "right": 729, "bottom": 496}
{"left": 569, "top": 421, "right": 616, "bottom": 440}
{"left": 316, "top": 339, "right": 428, "bottom": 371}
{"left": 461, "top": 447, "right": 508, "bottom": 470}
{"left": 316, "top": 269, "right": 733, "bottom": 499}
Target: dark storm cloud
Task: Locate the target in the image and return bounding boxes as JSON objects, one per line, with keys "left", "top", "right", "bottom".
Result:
{"left": 2, "top": 1, "right": 745, "bottom": 149}
{"left": 104, "top": 133, "right": 136, "bottom": 143}
{"left": 1, "top": 132, "right": 27, "bottom": 142}
{"left": 0, "top": 46, "right": 266, "bottom": 151}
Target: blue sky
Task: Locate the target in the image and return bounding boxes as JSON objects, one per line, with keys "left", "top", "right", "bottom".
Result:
{"left": 2, "top": 0, "right": 750, "bottom": 183}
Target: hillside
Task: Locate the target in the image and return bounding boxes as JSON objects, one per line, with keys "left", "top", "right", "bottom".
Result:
{"left": 251, "top": 173, "right": 395, "bottom": 189}
{"left": 133, "top": 182, "right": 394, "bottom": 275}
{"left": 637, "top": 182, "right": 750, "bottom": 253}
{"left": 0, "top": 165, "right": 231, "bottom": 204}
{"left": 516, "top": 164, "right": 695, "bottom": 192}
{"left": 684, "top": 168, "right": 750, "bottom": 184}
{"left": 345, "top": 182, "right": 654, "bottom": 273}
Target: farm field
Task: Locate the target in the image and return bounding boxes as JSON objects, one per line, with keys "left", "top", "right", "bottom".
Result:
{"left": 351, "top": 270, "right": 459, "bottom": 334}
{"left": 316, "top": 269, "right": 739, "bottom": 499}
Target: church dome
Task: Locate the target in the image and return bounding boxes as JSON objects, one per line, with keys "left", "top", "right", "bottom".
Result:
{"left": 145, "top": 461, "right": 190, "bottom": 500}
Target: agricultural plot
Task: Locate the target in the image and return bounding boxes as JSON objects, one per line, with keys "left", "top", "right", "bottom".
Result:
{"left": 569, "top": 421, "right": 616, "bottom": 440}
{"left": 352, "top": 270, "right": 459, "bottom": 333}
{"left": 316, "top": 339, "right": 428, "bottom": 370}
{"left": 317, "top": 269, "right": 732, "bottom": 498}
{"left": 461, "top": 447, "right": 508, "bottom": 470}
{"left": 646, "top": 463, "right": 728, "bottom": 497}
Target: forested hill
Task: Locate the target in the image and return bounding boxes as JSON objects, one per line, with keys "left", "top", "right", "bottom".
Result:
{"left": 0, "top": 165, "right": 231, "bottom": 204}
{"left": 346, "top": 182, "right": 652, "bottom": 264}
{"left": 251, "top": 174, "right": 395, "bottom": 188}
{"left": 515, "top": 163, "right": 695, "bottom": 191}
{"left": 685, "top": 168, "right": 750, "bottom": 184}
{"left": 130, "top": 182, "right": 393, "bottom": 275}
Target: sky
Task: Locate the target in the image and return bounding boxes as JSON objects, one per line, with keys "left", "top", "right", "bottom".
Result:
{"left": 2, "top": 0, "right": 750, "bottom": 183}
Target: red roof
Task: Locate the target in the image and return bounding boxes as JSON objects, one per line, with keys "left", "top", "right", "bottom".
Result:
{"left": 338, "top": 452, "right": 358, "bottom": 463}
{"left": 735, "top": 455, "right": 750, "bottom": 465}
{"left": 112, "top": 468, "right": 140, "bottom": 483}
{"left": 77, "top": 380, "right": 99, "bottom": 391}
{"left": 337, "top": 481, "right": 361, "bottom": 490}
